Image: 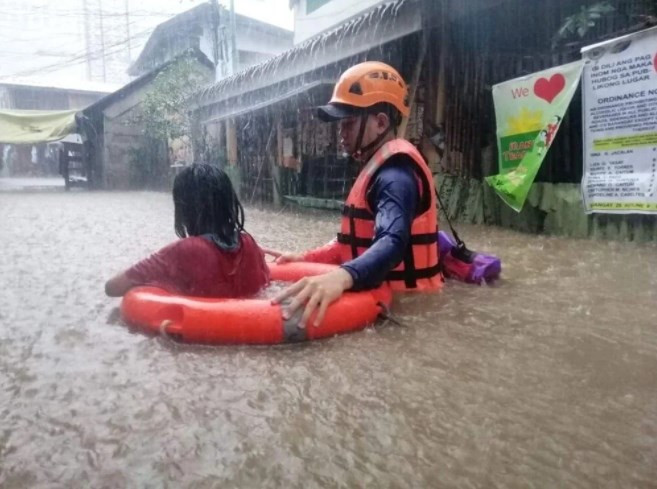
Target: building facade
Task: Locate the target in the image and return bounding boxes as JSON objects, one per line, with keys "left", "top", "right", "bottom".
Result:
{"left": 128, "top": 2, "right": 293, "bottom": 81}
{"left": 289, "top": 0, "right": 386, "bottom": 44}
{"left": 195, "top": 0, "right": 657, "bottom": 240}
{"left": 0, "top": 79, "right": 112, "bottom": 178}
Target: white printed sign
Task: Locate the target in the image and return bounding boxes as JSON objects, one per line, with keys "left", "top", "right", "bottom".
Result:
{"left": 581, "top": 27, "right": 657, "bottom": 213}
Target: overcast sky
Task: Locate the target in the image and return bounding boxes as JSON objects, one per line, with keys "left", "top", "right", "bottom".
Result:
{"left": 0, "top": 0, "right": 294, "bottom": 86}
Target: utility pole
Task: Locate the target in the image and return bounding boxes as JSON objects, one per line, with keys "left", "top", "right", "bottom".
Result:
{"left": 99, "top": 0, "right": 107, "bottom": 82}
{"left": 209, "top": 0, "right": 220, "bottom": 75}
{"left": 125, "top": 0, "right": 132, "bottom": 62}
{"left": 83, "top": 0, "right": 92, "bottom": 80}
{"left": 230, "top": 0, "right": 238, "bottom": 75}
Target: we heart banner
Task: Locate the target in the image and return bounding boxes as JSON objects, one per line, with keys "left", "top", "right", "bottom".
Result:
{"left": 486, "top": 60, "right": 584, "bottom": 212}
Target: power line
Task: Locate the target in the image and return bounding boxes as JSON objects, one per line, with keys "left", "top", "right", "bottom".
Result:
{"left": 0, "top": 13, "right": 154, "bottom": 58}
{"left": 0, "top": 0, "right": 287, "bottom": 81}
{"left": 0, "top": 0, "right": 188, "bottom": 80}
{"left": 0, "top": 2, "right": 188, "bottom": 63}
{"left": 0, "top": 6, "right": 178, "bottom": 18}
{"left": 0, "top": 27, "right": 153, "bottom": 80}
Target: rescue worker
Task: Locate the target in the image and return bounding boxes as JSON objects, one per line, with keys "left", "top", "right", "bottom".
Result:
{"left": 272, "top": 61, "right": 442, "bottom": 328}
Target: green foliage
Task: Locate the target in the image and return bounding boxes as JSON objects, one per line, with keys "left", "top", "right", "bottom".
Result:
{"left": 553, "top": 2, "right": 616, "bottom": 48}
{"left": 137, "top": 56, "right": 209, "bottom": 142}
{"left": 127, "top": 54, "right": 210, "bottom": 188}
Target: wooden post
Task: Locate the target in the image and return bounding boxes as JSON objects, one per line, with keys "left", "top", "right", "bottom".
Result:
{"left": 226, "top": 119, "right": 237, "bottom": 166}
{"left": 272, "top": 113, "right": 283, "bottom": 206}
{"left": 250, "top": 120, "right": 277, "bottom": 204}
{"left": 217, "top": 121, "right": 225, "bottom": 149}
{"left": 398, "top": 30, "right": 427, "bottom": 139}
{"left": 434, "top": 13, "right": 448, "bottom": 128}
{"left": 223, "top": 119, "right": 243, "bottom": 198}
{"left": 59, "top": 147, "right": 70, "bottom": 191}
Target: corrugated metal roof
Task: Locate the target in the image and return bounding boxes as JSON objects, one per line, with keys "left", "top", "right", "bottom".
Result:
{"left": 202, "top": 80, "right": 334, "bottom": 123}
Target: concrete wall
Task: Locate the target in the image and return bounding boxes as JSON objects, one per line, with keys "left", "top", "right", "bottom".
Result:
{"left": 235, "top": 19, "right": 293, "bottom": 56}
{"left": 436, "top": 175, "right": 657, "bottom": 242}
{"left": 292, "top": 0, "right": 384, "bottom": 44}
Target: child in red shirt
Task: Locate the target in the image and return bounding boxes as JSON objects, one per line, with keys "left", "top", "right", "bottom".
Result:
{"left": 105, "top": 164, "right": 270, "bottom": 298}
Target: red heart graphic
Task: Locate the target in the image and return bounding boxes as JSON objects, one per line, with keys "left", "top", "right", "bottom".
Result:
{"left": 654, "top": 52, "right": 657, "bottom": 73}
{"left": 534, "top": 74, "right": 566, "bottom": 104}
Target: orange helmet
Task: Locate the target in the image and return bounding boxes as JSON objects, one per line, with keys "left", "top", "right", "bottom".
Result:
{"left": 318, "top": 61, "right": 410, "bottom": 122}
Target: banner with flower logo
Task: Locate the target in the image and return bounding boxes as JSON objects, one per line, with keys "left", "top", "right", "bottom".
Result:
{"left": 486, "top": 60, "right": 584, "bottom": 212}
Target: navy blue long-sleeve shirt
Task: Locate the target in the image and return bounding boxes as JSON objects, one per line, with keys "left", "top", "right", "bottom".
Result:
{"left": 341, "top": 154, "right": 419, "bottom": 290}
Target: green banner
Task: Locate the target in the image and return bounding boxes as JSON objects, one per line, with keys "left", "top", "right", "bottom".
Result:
{"left": 486, "top": 60, "right": 584, "bottom": 212}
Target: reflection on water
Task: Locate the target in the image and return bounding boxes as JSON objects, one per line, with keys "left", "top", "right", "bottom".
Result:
{"left": 1, "top": 190, "right": 657, "bottom": 488}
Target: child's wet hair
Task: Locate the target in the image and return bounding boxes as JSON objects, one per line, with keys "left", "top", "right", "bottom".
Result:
{"left": 173, "top": 163, "right": 245, "bottom": 244}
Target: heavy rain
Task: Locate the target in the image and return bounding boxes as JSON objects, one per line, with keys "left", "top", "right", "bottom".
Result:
{"left": 2, "top": 0, "right": 657, "bottom": 487}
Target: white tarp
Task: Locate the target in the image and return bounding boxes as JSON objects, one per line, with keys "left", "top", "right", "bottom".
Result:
{"left": 0, "top": 109, "right": 78, "bottom": 144}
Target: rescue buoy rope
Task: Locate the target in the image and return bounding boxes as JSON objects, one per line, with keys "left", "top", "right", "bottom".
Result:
{"left": 376, "top": 301, "right": 406, "bottom": 328}
{"left": 159, "top": 319, "right": 174, "bottom": 339}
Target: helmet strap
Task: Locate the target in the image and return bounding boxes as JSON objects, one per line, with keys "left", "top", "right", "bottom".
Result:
{"left": 359, "top": 124, "right": 393, "bottom": 157}
{"left": 351, "top": 112, "right": 395, "bottom": 161}
{"left": 352, "top": 113, "right": 368, "bottom": 161}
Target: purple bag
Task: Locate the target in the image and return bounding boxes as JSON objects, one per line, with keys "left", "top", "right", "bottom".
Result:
{"left": 438, "top": 231, "right": 501, "bottom": 284}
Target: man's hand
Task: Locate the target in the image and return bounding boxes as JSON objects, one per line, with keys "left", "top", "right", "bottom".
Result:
{"left": 272, "top": 268, "right": 354, "bottom": 328}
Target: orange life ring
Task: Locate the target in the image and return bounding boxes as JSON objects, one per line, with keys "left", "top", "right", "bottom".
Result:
{"left": 120, "top": 262, "right": 393, "bottom": 344}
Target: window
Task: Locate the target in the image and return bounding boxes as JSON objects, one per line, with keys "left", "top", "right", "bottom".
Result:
{"left": 306, "top": 0, "right": 331, "bottom": 14}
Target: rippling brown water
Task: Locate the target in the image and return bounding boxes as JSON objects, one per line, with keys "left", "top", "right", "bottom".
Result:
{"left": 2, "top": 190, "right": 657, "bottom": 488}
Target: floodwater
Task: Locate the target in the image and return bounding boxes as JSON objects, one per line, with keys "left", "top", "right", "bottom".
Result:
{"left": 2, "top": 189, "right": 657, "bottom": 488}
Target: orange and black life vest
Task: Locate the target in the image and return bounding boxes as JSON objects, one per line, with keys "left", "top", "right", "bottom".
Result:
{"left": 337, "top": 139, "right": 442, "bottom": 292}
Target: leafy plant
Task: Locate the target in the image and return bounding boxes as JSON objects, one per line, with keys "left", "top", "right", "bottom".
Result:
{"left": 137, "top": 55, "right": 210, "bottom": 142}
{"left": 127, "top": 54, "right": 211, "bottom": 187}
{"left": 553, "top": 2, "right": 616, "bottom": 48}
